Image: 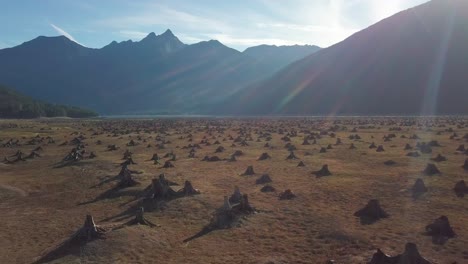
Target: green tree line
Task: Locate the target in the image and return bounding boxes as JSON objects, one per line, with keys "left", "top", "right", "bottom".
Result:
{"left": 0, "top": 85, "right": 98, "bottom": 118}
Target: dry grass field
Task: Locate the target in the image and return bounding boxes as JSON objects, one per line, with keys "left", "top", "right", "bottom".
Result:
{"left": 0, "top": 117, "right": 467, "bottom": 264}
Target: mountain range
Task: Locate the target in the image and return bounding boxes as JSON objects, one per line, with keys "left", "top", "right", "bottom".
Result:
{"left": 0, "top": 30, "right": 319, "bottom": 115}
{"left": 0, "top": 0, "right": 467, "bottom": 116}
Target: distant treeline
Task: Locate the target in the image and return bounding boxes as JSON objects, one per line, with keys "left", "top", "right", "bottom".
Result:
{"left": 0, "top": 85, "right": 98, "bottom": 118}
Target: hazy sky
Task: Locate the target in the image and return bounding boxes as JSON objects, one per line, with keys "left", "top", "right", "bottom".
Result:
{"left": 0, "top": 0, "right": 430, "bottom": 51}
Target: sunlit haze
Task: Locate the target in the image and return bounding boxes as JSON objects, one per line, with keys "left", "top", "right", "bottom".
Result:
{"left": 0, "top": 0, "right": 430, "bottom": 50}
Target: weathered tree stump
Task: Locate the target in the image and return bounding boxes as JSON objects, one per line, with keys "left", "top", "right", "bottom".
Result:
{"left": 411, "top": 178, "right": 428, "bottom": 197}
{"left": 368, "top": 243, "right": 430, "bottom": 264}
{"left": 425, "top": 215, "right": 455, "bottom": 244}
{"left": 349, "top": 143, "right": 356, "bottom": 149}
{"left": 243, "top": 165, "right": 255, "bottom": 175}
{"left": 279, "top": 189, "right": 296, "bottom": 200}
{"left": 423, "top": 163, "right": 440, "bottom": 175}
{"left": 456, "top": 144, "right": 465, "bottom": 152}
{"left": 286, "top": 151, "right": 298, "bottom": 160}
{"left": 232, "top": 194, "right": 254, "bottom": 214}
{"left": 229, "top": 186, "right": 242, "bottom": 204}
{"left": 431, "top": 154, "right": 447, "bottom": 162}
{"left": 376, "top": 145, "right": 385, "bottom": 152}
{"left": 313, "top": 165, "right": 332, "bottom": 177}
{"left": 258, "top": 152, "right": 271, "bottom": 160}
{"left": 178, "top": 180, "right": 200, "bottom": 196}
{"left": 335, "top": 138, "right": 342, "bottom": 145}
{"left": 354, "top": 199, "right": 388, "bottom": 224}
{"left": 163, "top": 160, "right": 174, "bottom": 168}
{"left": 122, "top": 150, "right": 132, "bottom": 160}
{"left": 369, "top": 142, "right": 377, "bottom": 149}
{"left": 404, "top": 143, "right": 413, "bottom": 150}
{"left": 297, "top": 161, "right": 305, "bottom": 167}
{"left": 406, "top": 151, "right": 420, "bottom": 157}
{"left": 453, "top": 180, "right": 468, "bottom": 197}
{"left": 150, "top": 153, "right": 159, "bottom": 161}
{"left": 127, "top": 207, "right": 157, "bottom": 227}
{"left": 118, "top": 167, "right": 138, "bottom": 188}
{"left": 74, "top": 214, "right": 105, "bottom": 241}
{"left": 214, "top": 145, "right": 225, "bottom": 153}
{"left": 319, "top": 147, "right": 327, "bottom": 153}
{"left": 462, "top": 159, "right": 468, "bottom": 171}
{"left": 150, "top": 174, "right": 178, "bottom": 200}
{"left": 107, "top": 144, "right": 118, "bottom": 151}
{"left": 260, "top": 185, "right": 276, "bottom": 192}
{"left": 88, "top": 152, "right": 96, "bottom": 159}
{"left": 256, "top": 174, "right": 272, "bottom": 184}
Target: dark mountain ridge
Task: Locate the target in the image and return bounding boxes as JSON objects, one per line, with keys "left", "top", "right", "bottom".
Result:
{"left": 0, "top": 30, "right": 320, "bottom": 115}
{"left": 220, "top": 0, "right": 468, "bottom": 115}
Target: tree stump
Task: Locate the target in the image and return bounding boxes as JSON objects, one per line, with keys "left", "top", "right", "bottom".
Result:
{"left": 286, "top": 151, "right": 298, "bottom": 160}
{"left": 376, "top": 145, "right": 385, "bottom": 152}
{"left": 179, "top": 180, "right": 200, "bottom": 196}
{"left": 354, "top": 199, "right": 388, "bottom": 224}
{"left": 423, "top": 163, "right": 440, "bottom": 175}
{"left": 411, "top": 178, "right": 427, "bottom": 197}
{"left": 368, "top": 243, "right": 430, "bottom": 264}
{"left": 163, "top": 160, "right": 174, "bottom": 168}
{"left": 243, "top": 166, "right": 255, "bottom": 175}
{"left": 453, "top": 180, "right": 468, "bottom": 197}
{"left": 383, "top": 160, "right": 396, "bottom": 166}
{"left": 260, "top": 185, "right": 276, "bottom": 192}
{"left": 349, "top": 143, "right": 356, "bottom": 149}
{"left": 150, "top": 174, "right": 177, "bottom": 200}
{"left": 297, "top": 161, "right": 305, "bottom": 167}
{"left": 150, "top": 153, "right": 159, "bottom": 161}
{"left": 404, "top": 143, "right": 413, "bottom": 150}
{"left": 258, "top": 152, "right": 271, "bottom": 161}
{"left": 313, "top": 165, "right": 332, "bottom": 177}
{"left": 462, "top": 159, "right": 468, "bottom": 171}
{"left": 431, "top": 154, "right": 447, "bottom": 162}
{"left": 118, "top": 167, "right": 138, "bottom": 188}
{"left": 127, "top": 207, "right": 157, "bottom": 227}
{"left": 74, "top": 214, "right": 105, "bottom": 241}
{"left": 279, "top": 189, "right": 296, "bottom": 200}
{"left": 319, "top": 147, "right": 327, "bottom": 153}
{"left": 256, "top": 174, "right": 272, "bottom": 184}
{"left": 369, "top": 142, "right": 377, "bottom": 149}
{"left": 425, "top": 216, "right": 456, "bottom": 244}
{"left": 229, "top": 186, "right": 242, "bottom": 204}
{"left": 407, "top": 151, "right": 420, "bottom": 157}
{"left": 456, "top": 144, "right": 465, "bottom": 152}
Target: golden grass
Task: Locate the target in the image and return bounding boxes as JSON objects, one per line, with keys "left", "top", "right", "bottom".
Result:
{"left": 0, "top": 117, "right": 467, "bottom": 263}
